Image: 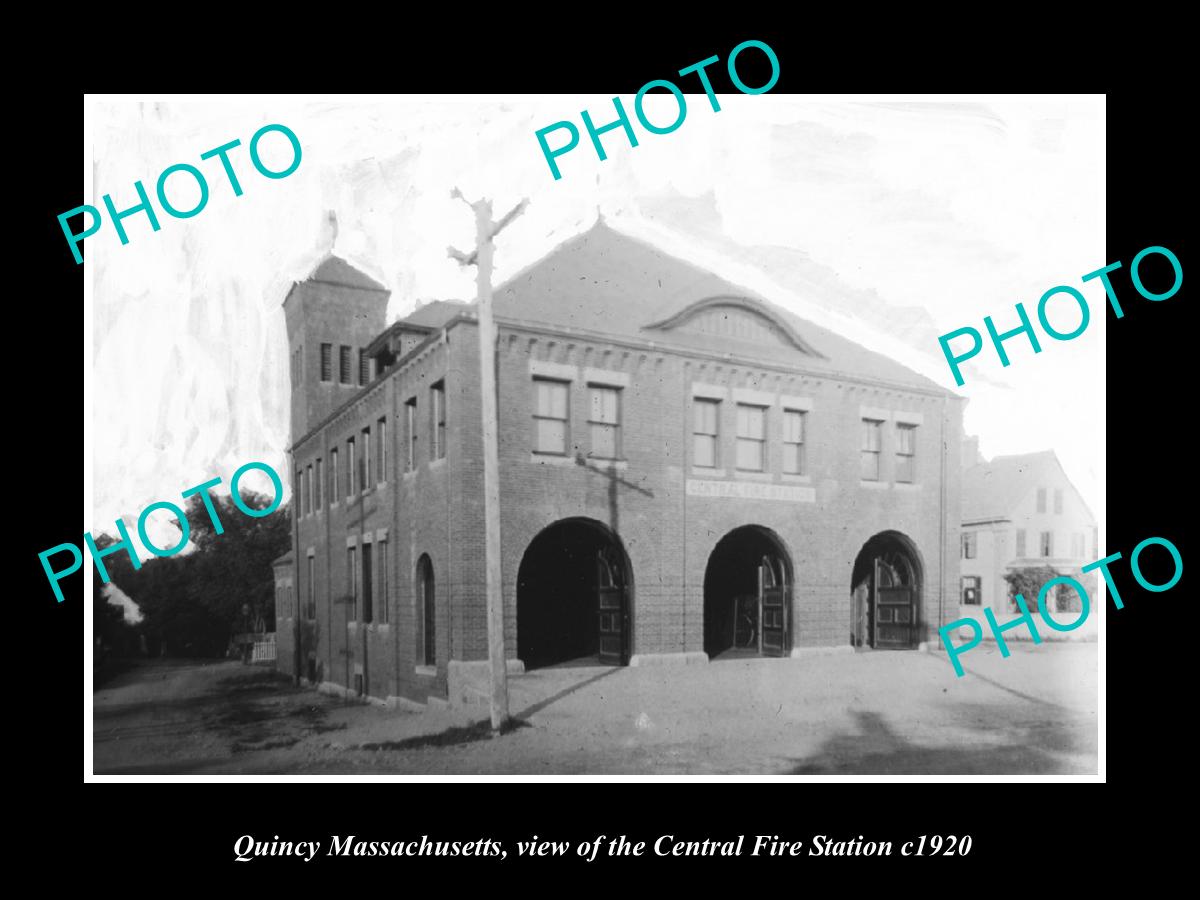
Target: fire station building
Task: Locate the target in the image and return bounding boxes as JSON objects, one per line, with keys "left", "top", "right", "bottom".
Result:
{"left": 274, "top": 221, "right": 965, "bottom": 706}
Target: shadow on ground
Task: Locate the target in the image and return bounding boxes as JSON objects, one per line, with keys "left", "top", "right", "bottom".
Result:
{"left": 785, "top": 708, "right": 1094, "bottom": 775}
{"left": 358, "top": 667, "right": 617, "bottom": 753}
{"left": 360, "top": 718, "right": 531, "bottom": 751}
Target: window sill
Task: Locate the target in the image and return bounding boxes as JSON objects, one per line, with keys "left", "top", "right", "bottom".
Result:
{"left": 403, "top": 470, "right": 417, "bottom": 480}
{"left": 690, "top": 467, "right": 727, "bottom": 478}
{"left": 860, "top": 480, "right": 889, "bottom": 490}
{"left": 415, "top": 665, "right": 437, "bottom": 677}
{"left": 894, "top": 481, "right": 921, "bottom": 491}
{"left": 530, "top": 452, "right": 576, "bottom": 467}
{"left": 781, "top": 473, "right": 812, "bottom": 484}
{"left": 734, "top": 470, "right": 773, "bottom": 482}
{"left": 429, "top": 458, "right": 447, "bottom": 471}
{"left": 329, "top": 500, "right": 339, "bottom": 510}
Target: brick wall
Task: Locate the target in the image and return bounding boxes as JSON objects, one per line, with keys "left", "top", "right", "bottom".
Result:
{"left": 283, "top": 308, "right": 964, "bottom": 702}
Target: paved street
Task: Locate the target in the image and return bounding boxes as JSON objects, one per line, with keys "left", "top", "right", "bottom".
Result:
{"left": 92, "top": 643, "right": 1097, "bottom": 775}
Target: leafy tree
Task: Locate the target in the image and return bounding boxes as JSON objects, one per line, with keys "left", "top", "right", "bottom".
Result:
{"left": 92, "top": 534, "right": 137, "bottom": 661}
{"left": 103, "top": 491, "right": 291, "bottom": 658}
{"left": 1004, "top": 565, "right": 1069, "bottom": 612}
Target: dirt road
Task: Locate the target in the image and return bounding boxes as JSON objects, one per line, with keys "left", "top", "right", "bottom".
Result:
{"left": 92, "top": 643, "right": 1097, "bottom": 775}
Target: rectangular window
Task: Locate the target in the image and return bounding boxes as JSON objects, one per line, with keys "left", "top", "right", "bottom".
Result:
{"left": 339, "top": 345, "right": 351, "bottom": 385}
{"left": 406, "top": 398, "right": 418, "bottom": 471}
{"left": 378, "top": 540, "right": 389, "bottom": 625}
{"left": 347, "top": 547, "right": 358, "bottom": 621}
{"left": 331, "top": 447, "right": 339, "bottom": 501}
{"left": 860, "top": 419, "right": 882, "bottom": 481}
{"left": 359, "top": 349, "right": 370, "bottom": 387}
{"left": 588, "top": 385, "right": 621, "bottom": 460}
{"left": 1037, "top": 487, "right": 1047, "bottom": 513}
{"left": 295, "top": 468, "right": 303, "bottom": 514}
{"left": 1071, "top": 532, "right": 1084, "bottom": 558}
{"left": 962, "top": 532, "right": 977, "bottom": 559}
{"left": 320, "top": 343, "right": 332, "bottom": 382}
{"left": 362, "top": 427, "right": 371, "bottom": 488}
{"left": 347, "top": 437, "right": 356, "bottom": 497}
{"left": 361, "top": 543, "right": 373, "bottom": 624}
{"left": 533, "top": 378, "right": 569, "bottom": 455}
{"left": 1040, "top": 531, "right": 1053, "bottom": 557}
{"left": 895, "top": 423, "right": 916, "bottom": 483}
{"left": 377, "top": 417, "right": 387, "bottom": 483}
{"left": 306, "top": 556, "right": 315, "bottom": 620}
{"left": 961, "top": 575, "right": 982, "bottom": 606}
{"left": 782, "top": 409, "right": 806, "bottom": 475}
{"left": 693, "top": 398, "right": 720, "bottom": 468}
{"left": 305, "top": 465, "right": 313, "bottom": 515}
{"left": 432, "top": 381, "right": 447, "bottom": 460}
{"left": 315, "top": 458, "right": 323, "bottom": 509}
{"left": 735, "top": 404, "right": 767, "bottom": 472}
{"left": 1054, "top": 488, "right": 1063, "bottom": 515}
{"left": 1016, "top": 528, "right": 1026, "bottom": 557}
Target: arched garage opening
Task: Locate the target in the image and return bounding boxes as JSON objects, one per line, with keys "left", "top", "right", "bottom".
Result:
{"left": 517, "top": 518, "right": 632, "bottom": 669}
{"left": 704, "top": 525, "right": 793, "bottom": 660}
{"left": 851, "top": 531, "right": 923, "bottom": 649}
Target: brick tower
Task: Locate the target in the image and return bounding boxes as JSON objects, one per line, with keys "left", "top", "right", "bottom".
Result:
{"left": 282, "top": 255, "right": 390, "bottom": 443}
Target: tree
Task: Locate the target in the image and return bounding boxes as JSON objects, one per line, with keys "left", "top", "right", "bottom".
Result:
{"left": 91, "top": 534, "right": 137, "bottom": 662}
{"left": 105, "top": 492, "right": 291, "bottom": 658}
{"left": 1003, "top": 565, "right": 1062, "bottom": 612}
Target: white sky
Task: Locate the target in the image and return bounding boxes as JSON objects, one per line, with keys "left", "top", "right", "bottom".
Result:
{"left": 86, "top": 95, "right": 1104, "bottom": 552}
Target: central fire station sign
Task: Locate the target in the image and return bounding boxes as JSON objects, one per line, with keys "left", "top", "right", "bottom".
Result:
{"left": 686, "top": 479, "right": 815, "bottom": 503}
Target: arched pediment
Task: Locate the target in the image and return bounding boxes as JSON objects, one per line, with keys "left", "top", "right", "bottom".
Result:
{"left": 644, "top": 296, "right": 825, "bottom": 357}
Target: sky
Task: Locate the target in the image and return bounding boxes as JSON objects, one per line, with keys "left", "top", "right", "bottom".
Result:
{"left": 85, "top": 95, "right": 1104, "bottom": 553}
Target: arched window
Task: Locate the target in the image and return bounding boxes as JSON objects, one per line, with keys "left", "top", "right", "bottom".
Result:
{"left": 417, "top": 554, "right": 435, "bottom": 666}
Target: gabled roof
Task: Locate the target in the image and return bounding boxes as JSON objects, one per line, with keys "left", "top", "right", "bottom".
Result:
{"left": 962, "top": 450, "right": 1069, "bottom": 522}
{"left": 308, "top": 255, "right": 388, "bottom": 292}
{"left": 272, "top": 551, "right": 294, "bottom": 567}
{"left": 402, "top": 299, "right": 470, "bottom": 330}
{"left": 489, "top": 221, "right": 947, "bottom": 393}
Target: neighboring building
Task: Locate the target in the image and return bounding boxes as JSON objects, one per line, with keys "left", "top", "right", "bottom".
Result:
{"left": 959, "top": 448, "right": 1098, "bottom": 636}
{"left": 272, "top": 551, "right": 296, "bottom": 672}
{"left": 276, "top": 221, "right": 966, "bottom": 706}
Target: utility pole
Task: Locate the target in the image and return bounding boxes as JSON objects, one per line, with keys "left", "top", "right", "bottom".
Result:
{"left": 448, "top": 188, "right": 528, "bottom": 734}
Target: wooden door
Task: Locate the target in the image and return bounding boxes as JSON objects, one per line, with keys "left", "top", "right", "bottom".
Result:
{"left": 873, "top": 553, "right": 917, "bottom": 648}
{"left": 596, "top": 547, "right": 626, "bottom": 665}
{"left": 759, "top": 556, "right": 790, "bottom": 657}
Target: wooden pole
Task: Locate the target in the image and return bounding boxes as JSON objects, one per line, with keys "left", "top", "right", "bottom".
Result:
{"left": 449, "top": 189, "right": 526, "bottom": 734}
{"left": 474, "top": 198, "right": 509, "bottom": 733}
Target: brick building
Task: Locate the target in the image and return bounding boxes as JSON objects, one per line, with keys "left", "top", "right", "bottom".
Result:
{"left": 275, "top": 221, "right": 965, "bottom": 705}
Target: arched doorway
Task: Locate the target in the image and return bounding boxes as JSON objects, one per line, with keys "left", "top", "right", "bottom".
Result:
{"left": 851, "top": 531, "right": 922, "bottom": 649}
{"left": 517, "top": 518, "right": 632, "bottom": 669}
{"left": 704, "top": 525, "right": 793, "bottom": 660}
